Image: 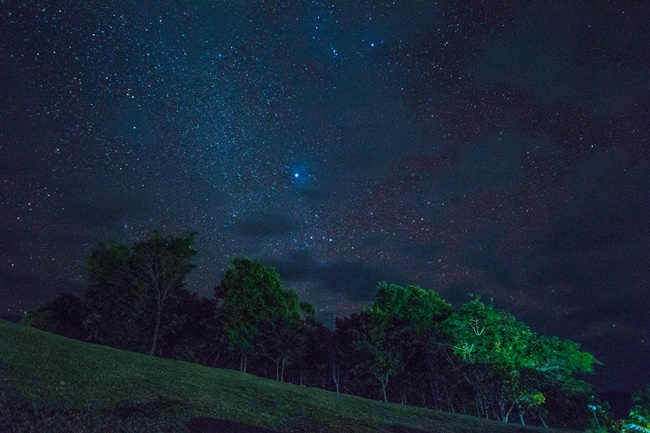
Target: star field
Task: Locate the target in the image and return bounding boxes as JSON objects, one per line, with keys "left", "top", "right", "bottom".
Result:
{"left": 1, "top": 1, "right": 648, "bottom": 392}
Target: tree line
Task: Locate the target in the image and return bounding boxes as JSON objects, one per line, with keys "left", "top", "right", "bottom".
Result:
{"left": 22, "top": 231, "right": 629, "bottom": 430}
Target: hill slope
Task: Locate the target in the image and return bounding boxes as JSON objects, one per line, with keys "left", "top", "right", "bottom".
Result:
{"left": 0, "top": 320, "right": 575, "bottom": 433}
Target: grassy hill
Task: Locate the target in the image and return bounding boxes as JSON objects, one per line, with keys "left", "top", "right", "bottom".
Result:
{"left": 0, "top": 320, "right": 577, "bottom": 433}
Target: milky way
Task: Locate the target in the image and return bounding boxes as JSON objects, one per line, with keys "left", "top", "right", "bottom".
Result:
{"left": 1, "top": 2, "right": 648, "bottom": 391}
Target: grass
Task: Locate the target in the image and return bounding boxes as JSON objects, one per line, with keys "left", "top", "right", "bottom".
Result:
{"left": 0, "top": 319, "right": 578, "bottom": 432}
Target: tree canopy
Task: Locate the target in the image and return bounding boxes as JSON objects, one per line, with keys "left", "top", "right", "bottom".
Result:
{"left": 22, "top": 236, "right": 605, "bottom": 430}
{"left": 623, "top": 385, "right": 650, "bottom": 432}
{"left": 445, "top": 297, "right": 598, "bottom": 424}
{"left": 84, "top": 231, "right": 197, "bottom": 354}
{"left": 214, "top": 257, "right": 308, "bottom": 380}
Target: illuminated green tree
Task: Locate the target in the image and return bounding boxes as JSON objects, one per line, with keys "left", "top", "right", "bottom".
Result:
{"left": 623, "top": 385, "right": 650, "bottom": 433}
{"left": 371, "top": 282, "right": 451, "bottom": 343}
{"left": 624, "top": 411, "right": 650, "bottom": 433}
{"left": 445, "top": 297, "right": 598, "bottom": 424}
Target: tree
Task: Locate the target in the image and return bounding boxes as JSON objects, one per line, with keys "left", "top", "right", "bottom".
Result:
{"left": 445, "top": 297, "right": 598, "bottom": 424}
{"left": 84, "top": 231, "right": 197, "bottom": 355}
{"left": 294, "top": 301, "right": 318, "bottom": 385}
{"left": 369, "top": 282, "right": 453, "bottom": 406}
{"left": 214, "top": 257, "right": 308, "bottom": 380}
{"left": 448, "top": 298, "right": 548, "bottom": 422}
{"left": 536, "top": 378, "right": 593, "bottom": 430}
{"left": 155, "top": 289, "right": 217, "bottom": 365}
{"left": 335, "top": 283, "right": 454, "bottom": 404}
{"left": 131, "top": 231, "right": 197, "bottom": 355}
{"left": 623, "top": 385, "right": 650, "bottom": 432}
{"left": 22, "top": 293, "right": 88, "bottom": 340}
{"left": 624, "top": 412, "right": 650, "bottom": 433}
{"left": 335, "top": 313, "right": 369, "bottom": 396}
{"left": 300, "top": 324, "right": 341, "bottom": 390}
{"left": 339, "top": 308, "right": 402, "bottom": 403}
{"left": 258, "top": 288, "right": 305, "bottom": 382}
{"left": 85, "top": 239, "right": 146, "bottom": 351}
{"left": 336, "top": 311, "right": 397, "bottom": 402}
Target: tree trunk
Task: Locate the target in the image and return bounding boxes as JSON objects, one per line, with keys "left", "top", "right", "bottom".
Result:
{"left": 504, "top": 402, "right": 516, "bottom": 423}
{"left": 149, "top": 309, "right": 162, "bottom": 355}
{"left": 538, "top": 413, "right": 548, "bottom": 428}
{"left": 299, "top": 368, "right": 306, "bottom": 386}
{"left": 213, "top": 349, "right": 221, "bottom": 367}
{"left": 332, "top": 370, "right": 340, "bottom": 393}
{"left": 380, "top": 374, "right": 389, "bottom": 403}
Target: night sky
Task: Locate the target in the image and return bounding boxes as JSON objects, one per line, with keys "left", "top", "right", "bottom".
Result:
{"left": 1, "top": 2, "right": 648, "bottom": 392}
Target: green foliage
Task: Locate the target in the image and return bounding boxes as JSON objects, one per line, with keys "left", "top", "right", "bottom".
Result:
{"left": 632, "top": 385, "right": 650, "bottom": 417}
{"left": 84, "top": 231, "right": 197, "bottom": 354}
{"left": 444, "top": 297, "right": 599, "bottom": 424}
{"left": 373, "top": 282, "right": 451, "bottom": 320}
{"left": 623, "top": 385, "right": 650, "bottom": 432}
{"left": 623, "top": 411, "right": 650, "bottom": 432}
{"left": 351, "top": 309, "right": 404, "bottom": 402}
{"left": 215, "top": 257, "right": 311, "bottom": 380}
{"left": 20, "top": 233, "right": 602, "bottom": 430}
{"left": 332, "top": 285, "right": 598, "bottom": 427}
{"left": 340, "top": 283, "right": 452, "bottom": 403}
{"left": 532, "top": 335, "right": 599, "bottom": 376}
{"left": 372, "top": 282, "right": 452, "bottom": 345}
{"left": 446, "top": 297, "right": 534, "bottom": 369}
{"left": 130, "top": 230, "right": 198, "bottom": 355}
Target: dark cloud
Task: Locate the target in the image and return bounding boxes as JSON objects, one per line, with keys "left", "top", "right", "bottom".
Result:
{"left": 535, "top": 151, "right": 649, "bottom": 285}
{"left": 269, "top": 250, "right": 405, "bottom": 302}
{"left": 451, "top": 149, "right": 650, "bottom": 321}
